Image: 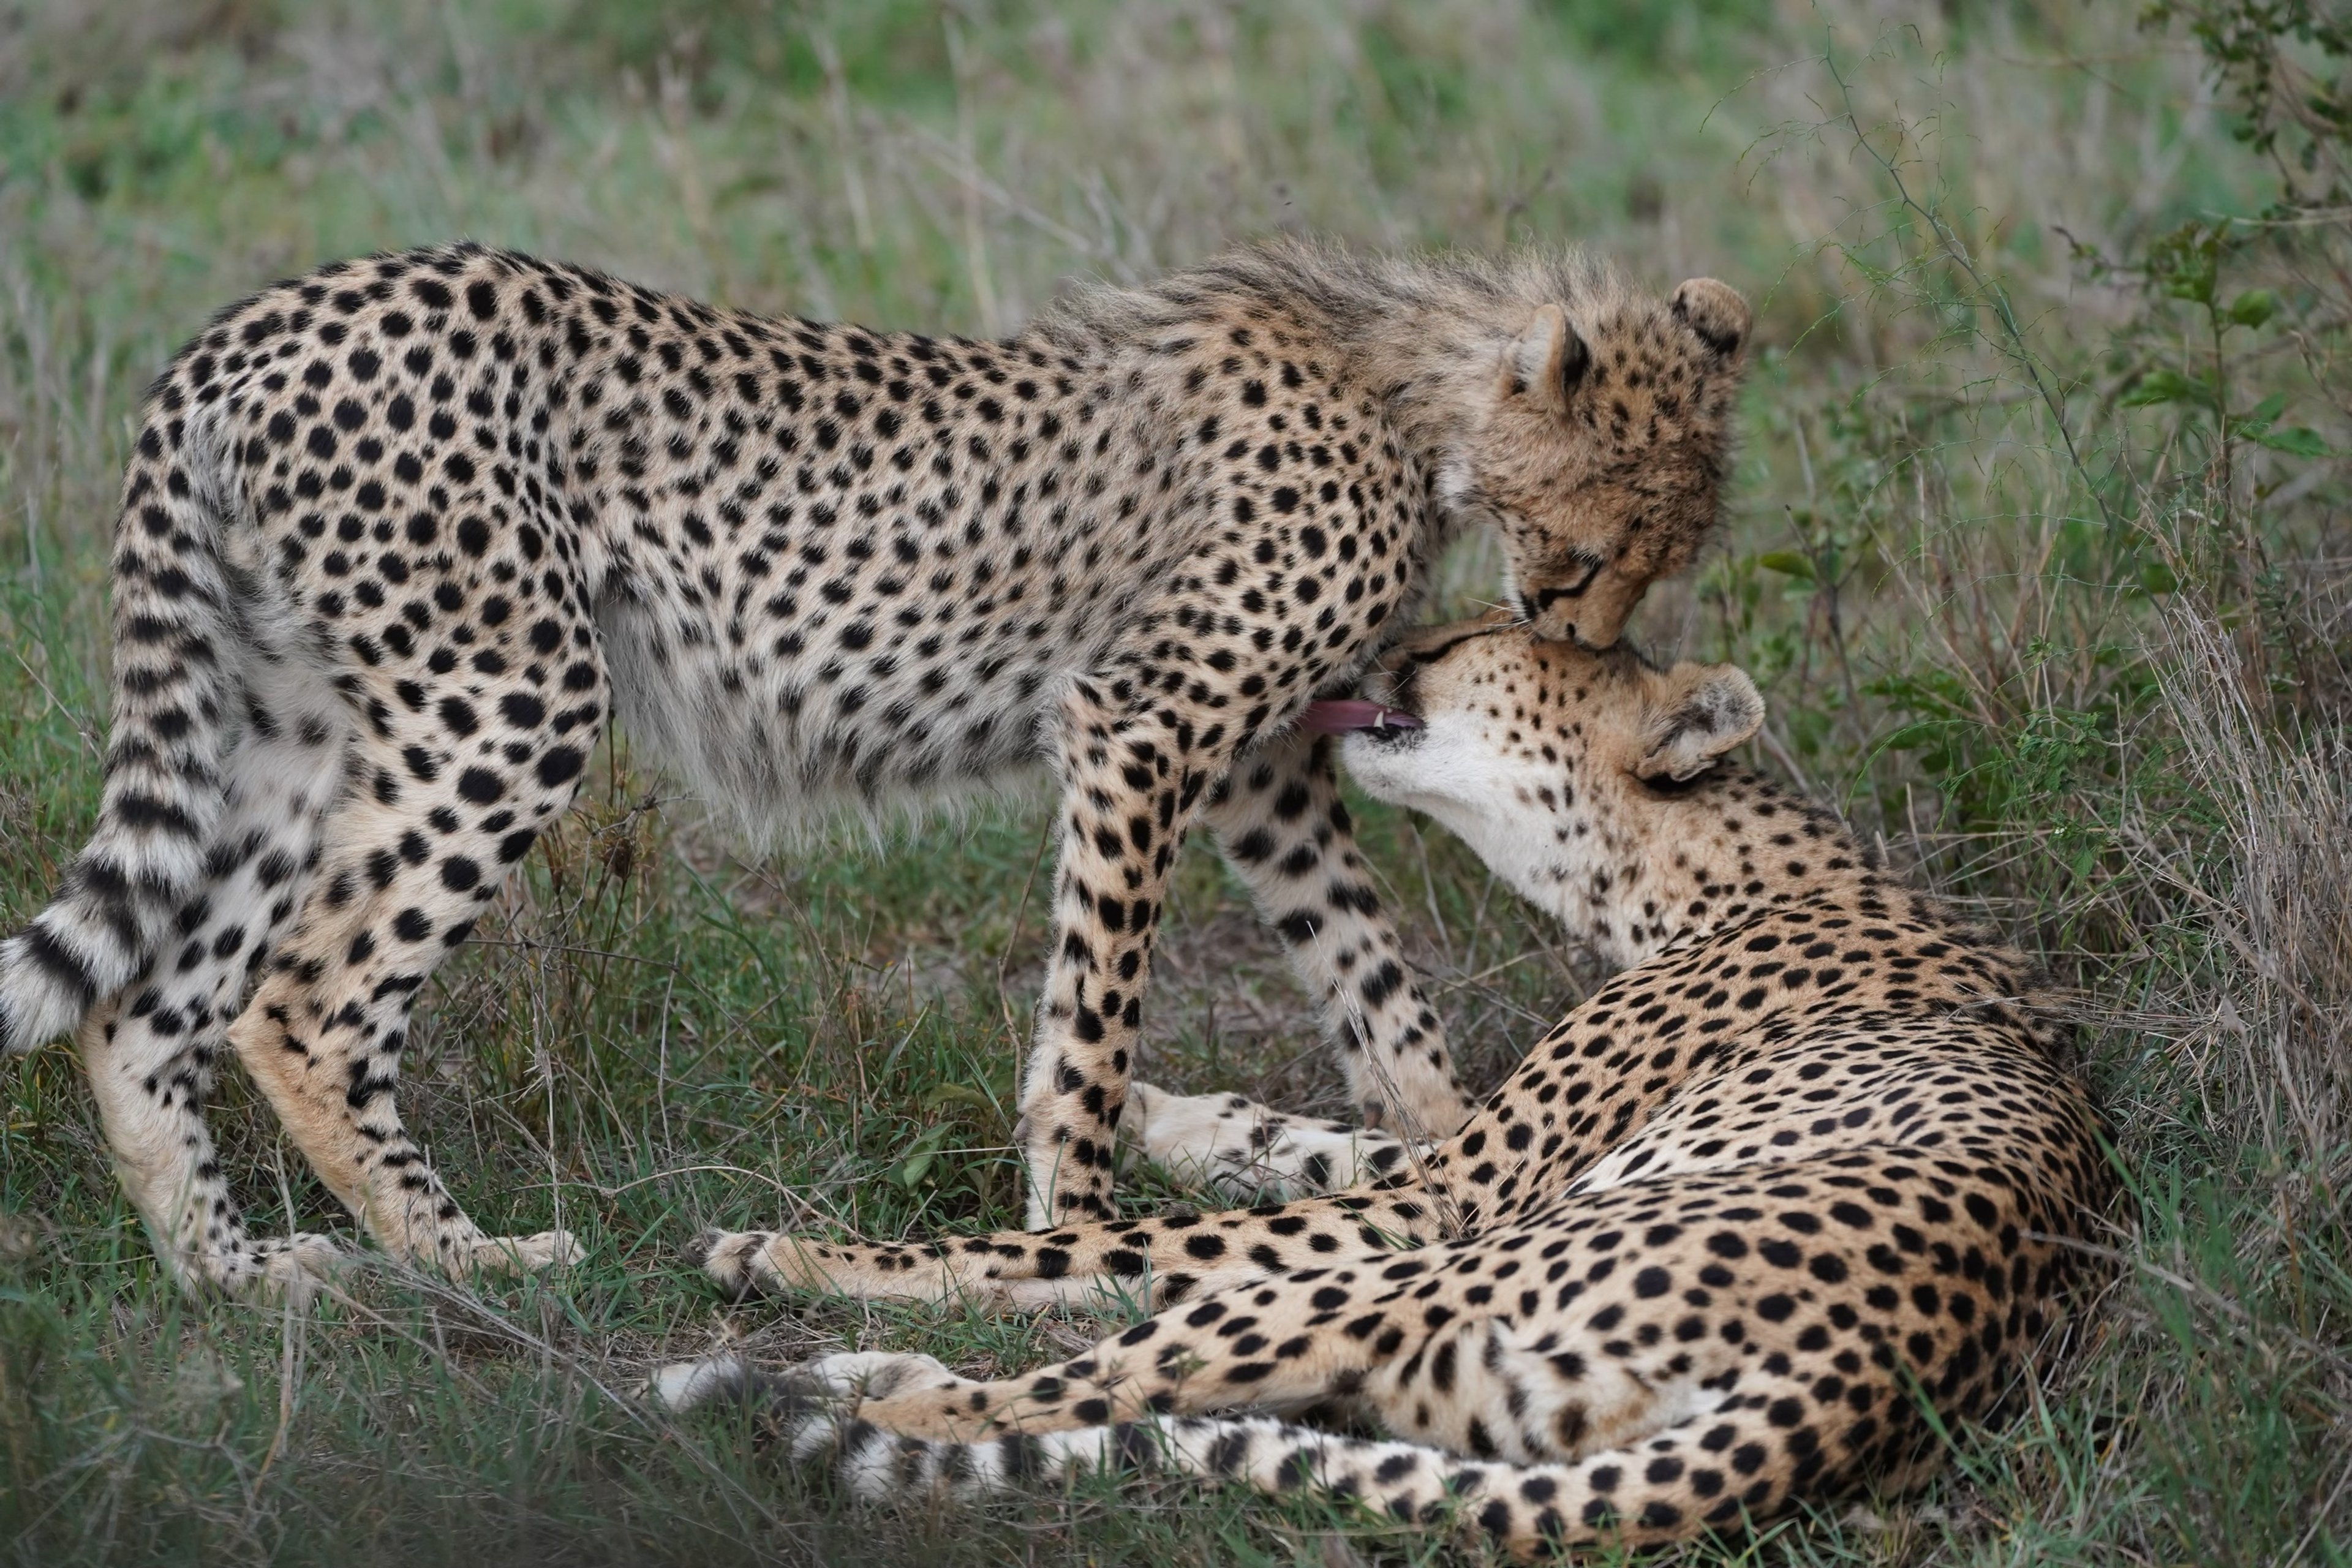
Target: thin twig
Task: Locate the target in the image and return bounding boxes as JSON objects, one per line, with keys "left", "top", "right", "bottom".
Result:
{"left": 1825, "top": 46, "right": 2120, "bottom": 531}
{"left": 2023, "top": 1230, "right": 2352, "bottom": 1378}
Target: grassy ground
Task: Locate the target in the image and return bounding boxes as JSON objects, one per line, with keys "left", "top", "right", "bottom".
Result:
{"left": 1, "top": 1, "right": 2348, "bottom": 1563}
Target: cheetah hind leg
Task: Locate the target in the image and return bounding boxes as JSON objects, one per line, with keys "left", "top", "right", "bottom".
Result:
{"left": 82, "top": 998, "right": 352, "bottom": 1302}
{"left": 221, "top": 645, "right": 602, "bottom": 1282}
{"left": 72, "top": 663, "right": 369, "bottom": 1300}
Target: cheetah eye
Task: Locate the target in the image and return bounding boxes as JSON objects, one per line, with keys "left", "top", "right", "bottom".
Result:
{"left": 1520, "top": 556, "right": 1604, "bottom": 622}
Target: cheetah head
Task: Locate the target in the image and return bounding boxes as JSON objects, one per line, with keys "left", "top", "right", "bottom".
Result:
{"left": 1442, "top": 278, "right": 1751, "bottom": 649}
{"left": 1332, "top": 614, "right": 1763, "bottom": 959}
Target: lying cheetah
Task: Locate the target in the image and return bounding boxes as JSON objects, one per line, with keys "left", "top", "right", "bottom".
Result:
{"left": 0, "top": 241, "right": 1753, "bottom": 1290}
{"left": 663, "top": 616, "right": 2114, "bottom": 1557}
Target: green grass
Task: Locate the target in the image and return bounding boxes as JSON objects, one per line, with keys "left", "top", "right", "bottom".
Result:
{"left": 2, "top": 1, "right": 2348, "bottom": 1563}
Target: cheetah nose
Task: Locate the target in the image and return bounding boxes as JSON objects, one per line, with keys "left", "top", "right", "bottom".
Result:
{"left": 1565, "top": 612, "right": 1626, "bottom": 651}
{"left": 1524, "top": 602, "right": 1593, "bottom": 647}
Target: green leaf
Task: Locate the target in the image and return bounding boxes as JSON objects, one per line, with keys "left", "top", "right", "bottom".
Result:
{"left": 2139, "top": 560, "right": 2179, "bottom": 595}
{"left": 2120, "top": 368, "right": 2199, "bottom": 407}
{"left": 2146, "top": 219, "right": 2225, "bottom": 308}
{"left": 1755, "top": 551, "right": 1816, "bottom": 581}
{"left": 2245, "top": 424, "right": 2332, "bottom": 457}
{"left": 2226, "top": 288, "right": 2277, "bottom": 328}
{"left": 1880, "top": 720, "right": 1953, "bottom": 753}
{"left": 2244, "top": 391, "right": 2288, "bottom": 429}
{"left": 891, "top": 1123, "right": 955, "bottom": 1189}
{"left": 918, "top": 1082, "right": 1001, "bottom": 1117}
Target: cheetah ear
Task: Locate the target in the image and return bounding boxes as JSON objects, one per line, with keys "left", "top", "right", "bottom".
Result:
{"left": 1636, "top": 663, "right": 1763, "bottom": 782}
{"left": 1503, "top": 304, "right": 1590, "bottom": 410}
{"left": 1668, "top": 277, "right": 1751, "bottom": 363}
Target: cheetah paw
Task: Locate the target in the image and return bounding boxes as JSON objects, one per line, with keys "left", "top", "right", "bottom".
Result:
{"left": 645, "top": 1350, "right": 952, "bottom": 1416}
{"left": 795, "top": 1349, "right": 956, "bottom": 1403}
{"left": 646, "top": 1354, "right": 752, "bottom": 1413}
{"left": 685, "top": 1226, "right": 772, "bottom": 1296}
{"left": 243, "top": 1232, "right": 350, "bottom": 1304}
{"left": 1125, "top": 1079, "right": 1404, "bottom": 1198}
{"left": 465, "top": 1229, "right": 583, "bottom": 1273}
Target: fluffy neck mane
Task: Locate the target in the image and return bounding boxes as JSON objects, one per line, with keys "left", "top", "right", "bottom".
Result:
{"left": 1030, "top": 237, "right": 1641, "bottom": 461}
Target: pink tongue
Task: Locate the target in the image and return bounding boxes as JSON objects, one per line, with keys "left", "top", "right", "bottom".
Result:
{"left": 1298, "top": 699, "right": 1424, "bottom": 735}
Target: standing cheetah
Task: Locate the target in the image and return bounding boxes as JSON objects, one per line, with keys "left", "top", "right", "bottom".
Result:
{"left": 0, "top": 241, "right": 1752, "bottom": 1291}
{"left": 663, "top": 617, "right": 2115, "bottom": 1558}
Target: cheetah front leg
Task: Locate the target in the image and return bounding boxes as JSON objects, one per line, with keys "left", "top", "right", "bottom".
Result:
{"left": 690, "top": 1082, "right": 1421, "bottom": 1306}
{"left": 1202, "top": 730, "right": 1473, "bottom": 1139}
{"left": 695, "top": 1183, "right": 1448, "bottom": 1306}
{"left": 1014, "top": 682, "right": 1227, "bottom": 1226}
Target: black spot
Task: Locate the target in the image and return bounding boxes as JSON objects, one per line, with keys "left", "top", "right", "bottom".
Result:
{"left": 536, "top": 747, "right": 585, "bottom": 787}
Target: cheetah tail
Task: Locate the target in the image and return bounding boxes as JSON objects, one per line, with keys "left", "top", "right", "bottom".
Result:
{"left": 0, "top": 417, "right": 249, "bottom": 1053}
{"left": 657, "top": 1359, "right": 1776, "bottom": 1559}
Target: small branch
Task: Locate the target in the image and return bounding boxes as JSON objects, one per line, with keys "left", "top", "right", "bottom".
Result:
{"left": 1824, "top": 47, "right": 2120, "bottom": 531}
